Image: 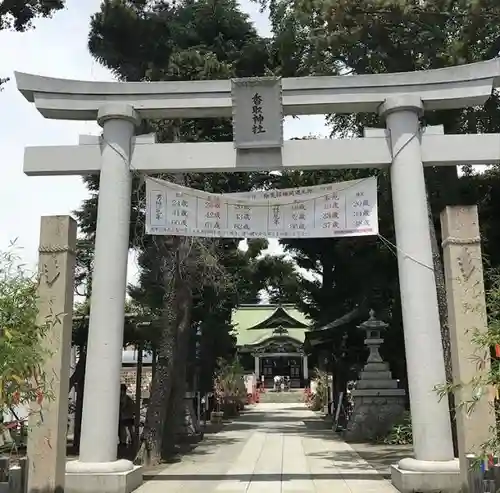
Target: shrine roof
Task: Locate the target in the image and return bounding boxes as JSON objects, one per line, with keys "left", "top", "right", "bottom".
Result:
{"left": 233, "top": 304, "right": 311, "bottom": 347}
{"left": 304, "top": 306, "right": 369, "bottom": 349}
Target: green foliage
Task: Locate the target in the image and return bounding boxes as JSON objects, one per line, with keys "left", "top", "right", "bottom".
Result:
{"left": 214, "top": 358, "right": 247, "bottom": 405}
{"left": 261, "top": 0, "right": 500, "bottom": 75}
{"left": 382, "top": 412, "right": 413, "bottom": 445}
{"left": 88, "top": 0, "right": 271, "bottom": 82}
{"left": 307, "top": 368, "right": 329, "bottom": 411}
{"left": 433, "top": 274, "right": 500, "bottom": 459}
{"left": 251, "top": 253, "right": 301, "bottom": 303}
{"left": 0, "top": 248, "right": 52, "bottom": 429}
{"left": 0, "top": 0, "right": 64, "bottom": 31}
{"left": 260, "top": 0, "right": 500, "bottom": 136}
{"left": 0, "top": 0, "right": 65, "bottom": 88}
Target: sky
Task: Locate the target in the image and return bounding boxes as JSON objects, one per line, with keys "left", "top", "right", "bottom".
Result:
{"left": 0, "top": 0, "right": 327, "bottom": 285}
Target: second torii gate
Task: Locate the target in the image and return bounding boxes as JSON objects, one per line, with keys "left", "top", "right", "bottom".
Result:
{"left": 15, "top": 59, "right": 500, "bottom": 493}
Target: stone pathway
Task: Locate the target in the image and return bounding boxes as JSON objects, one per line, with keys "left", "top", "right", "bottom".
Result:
{"left": 136, "top": 402, "right": 400, "bottom": 493}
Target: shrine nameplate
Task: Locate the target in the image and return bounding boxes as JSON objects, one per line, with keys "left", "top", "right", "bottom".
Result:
{"left": 231, "top": 76, "right": 283, "bottom": 149}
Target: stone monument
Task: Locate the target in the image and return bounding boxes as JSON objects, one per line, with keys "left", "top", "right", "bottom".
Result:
{"left": 344, "top": 310, "right": 406, "bottom": 442}
{"left": 441, "top": 205, "right": 496, "bottom": 492}
{"left": 27, "top": 216, "right": 76, "bottom": 493}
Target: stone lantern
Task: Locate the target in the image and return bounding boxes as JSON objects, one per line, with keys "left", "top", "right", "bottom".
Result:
{"left": 344, "top": 310, "right": 406, "bottom": 442}
{"left": 360, "top": 309, "right": 387, "bottom": 364}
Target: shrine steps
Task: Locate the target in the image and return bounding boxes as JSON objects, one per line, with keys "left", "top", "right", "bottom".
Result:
{"left": 259, "top": 389, "right": 305, "bottom": 404}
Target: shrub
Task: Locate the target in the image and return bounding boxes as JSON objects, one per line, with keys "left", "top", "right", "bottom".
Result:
{"left": 307, "top": 368, "right": 329, "bottom": 411}
{"left": 382, "top": 411, "right": 413, "bottom": 445}
{"left": 433, "top": 274, "right": 500, "bottom": 460}
{"left": 0, "top": 248, "right": 54, "bottom": 453}
{"left": 214, "top": 357, "right": 246, "bottom": 414}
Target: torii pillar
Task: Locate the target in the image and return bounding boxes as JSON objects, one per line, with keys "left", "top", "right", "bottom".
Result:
{"left": 381, "top": 96, "right": 459, "bottom": 492}
{"left": 65, "top": 104, "right": 143, "bottom": 493}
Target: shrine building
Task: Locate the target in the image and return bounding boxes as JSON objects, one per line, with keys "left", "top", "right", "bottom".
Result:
{"left": 233, "top": 304, "right": 311, "bottom": 388}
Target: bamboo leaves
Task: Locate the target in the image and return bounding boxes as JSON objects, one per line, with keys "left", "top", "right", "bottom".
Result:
{"left": 0, "top": 248, "right": 52, "bottom": 431}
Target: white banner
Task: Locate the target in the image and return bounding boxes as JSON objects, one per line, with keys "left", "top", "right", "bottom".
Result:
{"left": 146, "top": 176, "right": 378, "bottom": 239}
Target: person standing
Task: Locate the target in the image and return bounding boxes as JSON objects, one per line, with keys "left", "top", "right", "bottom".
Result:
{"left": 118, "top": 384, "right": 135, "bottom": 446}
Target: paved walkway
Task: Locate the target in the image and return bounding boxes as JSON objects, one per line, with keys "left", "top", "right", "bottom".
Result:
{"left": 136, "top": 402, "right": 399, "bottom": 493}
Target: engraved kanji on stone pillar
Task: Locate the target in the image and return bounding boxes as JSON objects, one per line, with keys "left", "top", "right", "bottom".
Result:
{"left": 441, "top": 205, "right": 496, "bottom": 491}
{"left": 27, "top": 215, "right": 77, "bottom": 493}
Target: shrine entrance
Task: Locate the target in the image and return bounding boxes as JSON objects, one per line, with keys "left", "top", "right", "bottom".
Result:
{"left": 263, "top": 355, "right": 302, "bottom": 379}
{"left": 260, "top": 351, "right": 304, "bottom": 387}
{"left": 15, "top": 60, "right": 500, "bottom": 492}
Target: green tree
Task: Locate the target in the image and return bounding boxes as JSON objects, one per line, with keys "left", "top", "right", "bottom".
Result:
{"left": 251, "top": 252, "right": 302, "bottom": 303}
{"left": 1, "top": 0, "right": 66, "bottom": 87}
{"left": 0, "top": 248, "right": 53, "bottom": 443}
{"left": 0, "top": 0, "right": 64, "bottom": 31}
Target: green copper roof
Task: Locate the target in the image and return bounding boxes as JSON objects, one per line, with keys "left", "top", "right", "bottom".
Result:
{"left": 232, "top": 304, "right": 311, "bottom": 348}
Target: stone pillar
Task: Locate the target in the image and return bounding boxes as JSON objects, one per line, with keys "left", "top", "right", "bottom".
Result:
{"left": 254, "top": 355, "right": 260, "bottom": 378}
{"left": 27, "top": 216, "right": 76, "bottom": 493}
{"left": 441, "top": 206, "right": 495, "bottom": 490}
{"left": 66, "top": 104, "right": 143, "bottom": 493}
{"left": 380, "top": 96, "right": 459, "bottom": 491}
{"left": 303, "top": 355, "right": 308, "bottom": 381}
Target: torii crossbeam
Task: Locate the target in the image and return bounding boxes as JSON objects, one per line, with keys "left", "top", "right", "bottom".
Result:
{"left": 23, "top": 132, "right": 500, "bottom": 176}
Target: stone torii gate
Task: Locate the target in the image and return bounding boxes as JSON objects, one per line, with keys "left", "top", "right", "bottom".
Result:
{"left": 15, "top": 59, "right": 500, "bottom": 493}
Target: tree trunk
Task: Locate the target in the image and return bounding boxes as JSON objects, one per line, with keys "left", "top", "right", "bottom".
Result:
{"left": 133, "top": 341, "right": 144, "bottom": 449}
{"left": 72, "top": 346, "right": 86, "bottom": 453}
{"left": 69, "top": 349, "right": 85, "bottom": 393}
{"left": 161, "top": 239, "right": 193, "bottom": 456}
{"left": 427, "top": 196, "right": 452, "bottom": 381}
{"left": 151, "top": 348, "right": 157, "bottom": 381}
{"left": 134, "top": 306, "right": 176, "bottom": 465}
{"left": 426, "top": 190, "right": 458, "bottom": 455}
{"left": 135, "top": 148, "right": 195, "bottom": 464}
{"left": 134, "top": 239, "right": 178, "bottom": 466}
